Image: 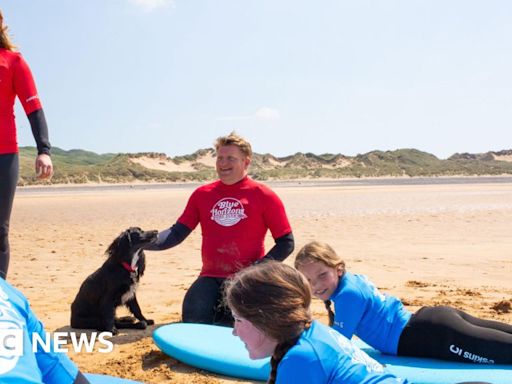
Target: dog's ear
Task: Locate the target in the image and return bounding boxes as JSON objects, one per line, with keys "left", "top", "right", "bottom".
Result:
{"left": 127, "top": 230, "right": 133, "bottom": 247}
{"left": 106, "top": 229, "right": 130, "bottom": 258}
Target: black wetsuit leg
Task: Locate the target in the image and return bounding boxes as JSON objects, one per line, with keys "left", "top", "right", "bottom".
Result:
{"left": 397, "top": 306, "right": 512, "bottom": 364}
{"left": 182, "top": 276, "right": 234, "bottom": 326}
{"left": 0, "top": 153, "right": 18, "bottom": 280}
{"left": 456, "top": 308, "right": 512, "bottom": 334}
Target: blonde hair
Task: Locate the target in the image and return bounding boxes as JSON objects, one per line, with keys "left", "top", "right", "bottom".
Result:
{"left": 295, "top": 241, "right": 345, "bottom": 271}
{"left": 224, "top": 262, "right": 312, "bottom": 384}
{"left": 0, "top": 10, "right": 16, "bottom": 51}
{"left": 214, "top": 132, "right": 253, "bottom": 158}
{"left": 294, "top": 241, "right": 345, "bottom": 327}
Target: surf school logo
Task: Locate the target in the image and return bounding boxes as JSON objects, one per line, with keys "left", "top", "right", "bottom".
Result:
{"left": 449, "top": 344, "right": 494, "bottom": 364}
{"left": 329, "top": 329, "right": 384, "bottom": 373}
{"left": 210, "top": 198, "right": 247, "bottom": 227}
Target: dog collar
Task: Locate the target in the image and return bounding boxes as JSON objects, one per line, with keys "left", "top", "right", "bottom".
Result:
{"left": 121, "top": 262, "right": 138, "bottom": 276}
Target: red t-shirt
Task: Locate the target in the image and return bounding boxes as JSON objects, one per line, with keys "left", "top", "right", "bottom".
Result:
{"left": 178, "top": 176, "right": 292, "bottom": 277}
{"left": 0, "top": 48, "right": 42, "bottom": 154}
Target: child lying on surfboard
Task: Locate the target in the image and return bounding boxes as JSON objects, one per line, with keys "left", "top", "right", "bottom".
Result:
{"left": 224, "top": 261, "right": 409, "bottom": 384}
{"left": 295, "top": 241, "right": 512, "bottom": 364}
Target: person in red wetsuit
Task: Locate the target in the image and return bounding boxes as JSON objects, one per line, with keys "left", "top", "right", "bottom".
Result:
{"left": 0, "top": 10, "right": 53, "bottom": 279}
{"left": 148, "top": 132, "right": 294, "bottom": 325}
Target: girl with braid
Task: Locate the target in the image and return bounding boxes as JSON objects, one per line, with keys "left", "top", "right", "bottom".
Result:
{"left": 295, "top": 241, "right": 512, "bottom": 364}
{"left": 224, "top": 261, "right": 408, "bottom": 384}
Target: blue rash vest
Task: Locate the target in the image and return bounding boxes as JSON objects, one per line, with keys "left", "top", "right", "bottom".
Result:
{"left": 0, "top": 278, "right": 79, "bottom": 383}
{"left": 330, "top": 272, "right": 412, "bottom": 355}
{"left": 277, "top": 320, "right": 407, "bottom": 384}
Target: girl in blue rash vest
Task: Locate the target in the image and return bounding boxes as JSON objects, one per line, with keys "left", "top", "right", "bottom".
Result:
{"left": 0, "top": 277, "right": 89, "bottom": 383}
{"left": 224, "top": 261, "right": 408, "bottom": 384}
{"left": 295, "top": 241, "right": 512, "bottom": 364}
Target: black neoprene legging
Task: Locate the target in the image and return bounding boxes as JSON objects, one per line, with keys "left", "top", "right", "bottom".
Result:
{"left": 182, "top": 276, "right": 234, "bottom": 326}
{"left": 397, "top": 305, "right": 512, "bottom": 364}
{"left": 0, "top": 153, "right": 18, "bottom": 280}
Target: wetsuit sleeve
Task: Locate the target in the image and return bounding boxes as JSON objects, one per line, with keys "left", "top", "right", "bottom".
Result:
{"left": 332, "top": 278, "right": 366, "bottom": 339}
{"left": 13, "top": 54, "right": 42, "bottom": 114}
{"left": 256, "top": 232, "right": 294, "bottom": 263}
{"left": 146, "top": 222, "right": 192, "bottom": 251}
{"left": 28, "top": 109, "right": 51, "bottom": 155}
{"left": 13, "top": 54, "right": 51, "bottom": 155}
{"left": 25, "top": 298, "right": 81, "bottom": 383}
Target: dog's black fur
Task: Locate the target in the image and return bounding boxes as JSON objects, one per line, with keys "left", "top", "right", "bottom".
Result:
{"left": 70, "top": 227, "right": 158, "bottom": 335}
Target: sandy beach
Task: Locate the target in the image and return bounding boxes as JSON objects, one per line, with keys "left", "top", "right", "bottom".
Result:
{"left": 8, "top": 179, "right": 512, "bottom": 383}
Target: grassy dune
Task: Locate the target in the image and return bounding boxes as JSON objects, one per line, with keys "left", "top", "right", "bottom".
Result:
{"left": 18, "top": 146, "right": 512, "bottom": 185}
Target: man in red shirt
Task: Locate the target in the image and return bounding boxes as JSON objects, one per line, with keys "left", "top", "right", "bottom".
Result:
{"left": 148, "top": 133, "right": 294, "bottom": 325}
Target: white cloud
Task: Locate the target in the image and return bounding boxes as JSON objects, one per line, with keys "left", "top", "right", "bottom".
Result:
{"left": 129, "top": 0, "right": 174, "bottom": 12}
{"left": 217, "top": 107, "right": 280, "bottom": 121}
{"left": 254, "top": 107, "right": 280, "bottom": 120}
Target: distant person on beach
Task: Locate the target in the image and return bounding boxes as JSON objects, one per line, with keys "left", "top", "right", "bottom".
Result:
{"left": 224, "top": 261, "right": 409, "bottom": 384}
{"left": 0, "top": 10, "right": 53, "bottom": 280}
{"left": 0, "top": 277, "right": 89, "bottom": 383}
{"left": 147, "top": 132, "right": 294, "bottom": 325}
{"left": 295, "top": 241, "right": 512, "bottom": 364}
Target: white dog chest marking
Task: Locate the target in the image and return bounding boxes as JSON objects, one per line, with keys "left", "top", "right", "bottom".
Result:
{"left": 121, "top": 282, "right": 138, "bottom": 304}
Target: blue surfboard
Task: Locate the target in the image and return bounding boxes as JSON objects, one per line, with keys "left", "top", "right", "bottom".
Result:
{"left": 85, "top": 373, "right": 143, "bottom": 384}
{"left": 153, "top": 323, "right": 270, "bottom": 380}
{"left": 153, "top": 323, "right": 512, "bottom": 383}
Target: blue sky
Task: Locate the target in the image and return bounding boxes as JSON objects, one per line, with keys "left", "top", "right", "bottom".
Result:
{"left": 4, "top": 1, "right": 512, "bottom": 159}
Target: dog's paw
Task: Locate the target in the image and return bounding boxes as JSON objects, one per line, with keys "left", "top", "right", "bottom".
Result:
{"left": 134, "top": 320, "right": 147, "bottom": 329}
{"left": 146, "top": 319, "right": 155, "bottom": 325}
{"left": 111, "top": 327, "right": 119, "bottom": 335}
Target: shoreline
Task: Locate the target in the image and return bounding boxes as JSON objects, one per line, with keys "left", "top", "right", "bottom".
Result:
{"left": 16, "top": 175, "right": 512, "bottom": 195}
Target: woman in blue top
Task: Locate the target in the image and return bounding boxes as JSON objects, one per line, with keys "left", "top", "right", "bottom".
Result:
{"left": 224, "top": 261, "right": 408, "bottom": 384}
{"left": 295, "top": 241, "right": 512, "bottom": 364}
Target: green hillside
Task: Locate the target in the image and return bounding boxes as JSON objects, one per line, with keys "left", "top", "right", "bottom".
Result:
{"left": 18, "top": 146, "right": 512, "bottom": 185}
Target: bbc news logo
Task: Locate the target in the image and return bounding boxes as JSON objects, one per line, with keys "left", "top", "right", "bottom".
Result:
{"left": 0, "top": 329, "right": 114, "bottom": 355}
{"left": 0, "top": 329, "right": 23, "bottom": 357}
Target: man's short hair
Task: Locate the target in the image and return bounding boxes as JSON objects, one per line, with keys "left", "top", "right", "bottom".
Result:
{"left": 214, "top": 132, "right": 253, "bottom": 158}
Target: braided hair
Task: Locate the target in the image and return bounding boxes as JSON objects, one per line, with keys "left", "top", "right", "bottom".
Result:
{"left": 295, "top": 241, "right": 345, "bottom": 326}
{"left": 224, "top": 262, "right": 312, "bottom": 384}
{"left": 324, "top": 300, "right": 335, "bottom": 326}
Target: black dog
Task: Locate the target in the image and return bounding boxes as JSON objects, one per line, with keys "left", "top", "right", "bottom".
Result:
{"left": 70, "top": 227, "right": 158, "bottom": 335}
